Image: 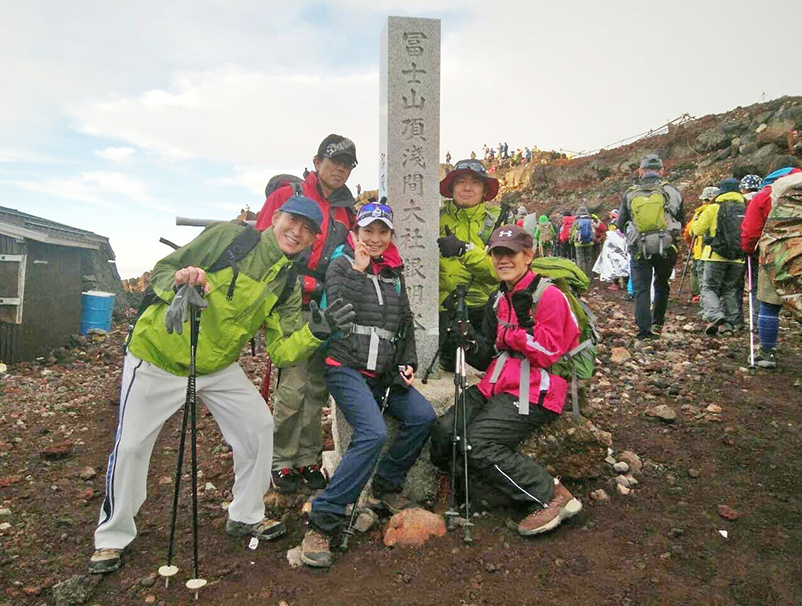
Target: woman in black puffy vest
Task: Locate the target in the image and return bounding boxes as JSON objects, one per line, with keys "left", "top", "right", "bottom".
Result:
{"left": 301, "top": 201, "right": 436, "bottom": 568}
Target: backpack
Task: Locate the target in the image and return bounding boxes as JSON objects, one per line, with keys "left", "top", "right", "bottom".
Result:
{"left": 706, "top": 199, "right": 746, "bottom": 260}
{"left": 128, "top": 223, "right": 298, "bottom": 344}
{"left": 574, "top": 216, "right": 594, "bottom": 244}
{"left": 559, "top": 216, "right": 575, "bottom": 242}
{"left": 625, "top": 182, "right": 682, "bottom": 257}
{"left": 528, "top": 257, "right": 599, "bottom": 418}
{"left": 539, "top": 224, "right": 554, "bottom": 245}
{"left": 762, "top": 175, "right": 802, "bottom": 316}
{"left": 265, "top": 174, "right": 304, "bottom": 199}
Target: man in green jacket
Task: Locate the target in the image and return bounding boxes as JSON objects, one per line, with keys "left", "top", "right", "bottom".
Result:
{"left": 437, "top": 159, "right": 501, "bottom": 370}
{"left": 89, "top": 196, "right": 355, "bottom": 574}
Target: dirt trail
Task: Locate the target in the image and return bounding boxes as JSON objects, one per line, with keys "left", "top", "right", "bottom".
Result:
{"left": 1, "top": 287, "right": 801, "bottom": 606}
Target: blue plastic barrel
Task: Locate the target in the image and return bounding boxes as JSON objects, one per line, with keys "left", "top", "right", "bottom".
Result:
{"left": 80, "top": 291, "right": 115, "bottom": 334}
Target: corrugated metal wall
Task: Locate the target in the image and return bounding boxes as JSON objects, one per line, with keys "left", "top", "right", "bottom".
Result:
{"left": 0, "top": 237, "right": 82, "bottom": 363}
{"left": 0, "top": 234, "right": 25, "bottom": 363}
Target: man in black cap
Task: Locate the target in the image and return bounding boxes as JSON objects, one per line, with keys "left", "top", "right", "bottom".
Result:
{"left": 255, "top": 134, "right": 358, "bottom": 493}
{"left": 437, "top": 159, "right": 502, "bottom": 371}
{"left": 618, "top": 154, "right": 685, "bottom": 340}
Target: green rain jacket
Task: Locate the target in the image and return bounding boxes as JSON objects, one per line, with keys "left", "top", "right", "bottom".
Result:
{"left": 439, "top": 200, "right": 500, "bottom": 309}
{"left": 128, "top": 223, "right": 322, "bottom": 377}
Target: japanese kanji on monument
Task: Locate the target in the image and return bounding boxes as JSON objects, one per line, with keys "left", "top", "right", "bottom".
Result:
{"left": 379, "top": 15, "right": 441, "bottom": 369}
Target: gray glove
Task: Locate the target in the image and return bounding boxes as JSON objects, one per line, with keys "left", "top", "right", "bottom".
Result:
{"left": 308, "top": 298, "right": 356, "bottom": 339}
{"left": 164, "top": 284, "right": 208, "bottom": 335}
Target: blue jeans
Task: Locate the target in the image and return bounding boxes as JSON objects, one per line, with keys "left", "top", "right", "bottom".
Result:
{"left": 310, "top": 366, "right": 436, "bottom": 535}
{"left": 631, "top": 250, "right": 677, "bottom": 337}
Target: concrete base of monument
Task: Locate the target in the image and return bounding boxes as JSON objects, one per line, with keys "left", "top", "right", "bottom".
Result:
{"left": 322, "top": 370, "right": 614, "bottom": 504}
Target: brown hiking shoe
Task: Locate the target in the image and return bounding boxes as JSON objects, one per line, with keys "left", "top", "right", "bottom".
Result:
{"left": 301, "top": 529, "right": 332, "bottom": 568}
{"left": 367, "top": 491, "right": 414, "bottom": 515}
{"left": 518, "top": 481, "right": 582, "bottom": 536}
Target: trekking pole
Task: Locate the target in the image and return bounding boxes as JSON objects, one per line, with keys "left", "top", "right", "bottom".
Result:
{"left": 339, "top": 383, "right": 393, "bottom": 552}
{"left": 747, "top": 257, "right": 756, "bottom": 375}
{"left": 677, "top": 237, "right": 695, "bottom": 299}
{"left": 456, "top": 344, "right": 473, "bottom": 544}
{"left": 185, "top": 305, "right": 206, "bottom": 599}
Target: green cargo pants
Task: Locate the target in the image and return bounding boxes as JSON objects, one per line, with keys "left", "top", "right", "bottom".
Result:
{"left": 271, "top": 311, "right": 329, "bottom": 471}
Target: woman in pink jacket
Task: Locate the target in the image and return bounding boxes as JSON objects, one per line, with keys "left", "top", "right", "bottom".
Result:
{"left": 431, "top": 224, "right": 583, "bottom": 537}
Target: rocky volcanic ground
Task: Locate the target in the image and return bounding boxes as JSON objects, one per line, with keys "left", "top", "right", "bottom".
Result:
{"left": 1, "top": 287, "right": 801, "bottom": 606}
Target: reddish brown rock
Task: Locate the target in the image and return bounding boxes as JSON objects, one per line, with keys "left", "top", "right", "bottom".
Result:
{"left": 79, "top": 487, "right": 95, "bottom": 501}
{"left": 718, "top": 505, "right": 741, "bottom": 520}
{"left": 0, "top": 475, "right": 21, "bottom": 489}
{"left": 41, "top": 441, "right": 73, "bottom": 460}
{"left": 383, "top": 508, "right": 446, "bottom": 547}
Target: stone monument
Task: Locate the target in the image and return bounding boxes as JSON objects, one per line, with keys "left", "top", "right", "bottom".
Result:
{"left": 379, "top": 15, "right": 441, "bottom": 370}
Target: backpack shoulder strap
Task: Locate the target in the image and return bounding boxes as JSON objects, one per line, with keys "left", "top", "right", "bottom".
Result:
{"left": 207, "top": 223, "right": 262, "bottom": 273}
{"left": 480, "top": 207, "right": 498, "bottom": 244}
{"left": 206, "top": 223, "right": 263, "bottom": 300}
{"left": 274, "top": 262, "right": 299, "bottom": 309}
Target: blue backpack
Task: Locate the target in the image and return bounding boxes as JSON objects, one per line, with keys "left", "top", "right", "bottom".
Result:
{"left": 575, "top": 216, "right": 594, "bottom": 244}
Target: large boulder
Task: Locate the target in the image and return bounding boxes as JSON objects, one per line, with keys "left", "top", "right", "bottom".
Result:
{"left": 519, "top": 413, "right": 610, "bottom": 479}
{"left": 695, "top": 127, "right": 730, "bottom": 153}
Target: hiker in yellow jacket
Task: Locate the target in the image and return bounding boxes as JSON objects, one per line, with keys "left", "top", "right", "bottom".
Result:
{"left": 437, "top": 159, "right": 501, "bottom": 370}
{"left": 692, "top": 179, "right": 746, "bottom": 335}
{"left": 684, "top": 186, "right": 720, "bottom": 302}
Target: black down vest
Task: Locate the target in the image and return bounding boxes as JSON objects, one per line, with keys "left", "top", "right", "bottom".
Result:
{"left": 324, "top": 245, "right": 417, "bottom": 377}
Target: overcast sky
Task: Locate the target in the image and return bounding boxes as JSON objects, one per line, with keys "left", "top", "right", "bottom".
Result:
{"left": 2, "top": 0, "right": 800, "bottom": 278}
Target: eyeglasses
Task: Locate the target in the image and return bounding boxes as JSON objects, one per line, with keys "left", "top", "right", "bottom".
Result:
{"left": 326, "top": 156, "right": 357, "bottom": 170}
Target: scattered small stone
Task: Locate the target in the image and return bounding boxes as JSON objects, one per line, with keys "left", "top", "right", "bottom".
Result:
{"left": 141, "top": 575, "right": 156, "bottom": 588}
{"left": 144, "top": 596, "right": 156, "bottom": 604}
{"left": 668, "top": 528, "right": 685, "bottom": 538}
{"left": 688, "top": 469, "right": 700, "bottom": 478}
{"left": 286, "top": 545, "right": 303, "bottom": 568}
{"left": 618, "top": 451, "right": 643, "bottom": 474}
{"left": 646, "top": 405, "right": 676, "bottom": 422}
{"left": 605, "top": 455, "right": 617, "bottom": 466}
{"left": 0, "top": 508, "right": 10, "bottom": 516}
{"left": 616, "top": 484, "right": 631, "bottom": 495}
{"left": 204, "top": 482, "right": 216, "bottom": 492}
{"left": 659, "top": 552, "right": 671, "bottom": 561}
{"left": 613, "top": 461, "right": 629, "bottom": 473}
{"left": 615, "top": 475, "right": 631, "bottom": 488}
{"left": 485, "top": 563, "right": 496, "bottom": 573}
{"left": 590, "top": 489, "right": 609, "bottom": 502}
{"left": 79, "top": 467, "right": 96, "bottom": 480}
{"left": 610, "top": 347, "right": 631, "bottom": 364}
{"left": 706, "top": 404, "right": 722, "bottom": 414}
{"left": 718, "top": 505, "right": 741, "bottom": 520}
{"left": 158, "top": 476, "right": 172, "bottom": 485}
{"left": 0, "top": 522, "right": 12, "bottom": 530}
{"left": 354, "top": 509, "right": 379, "bottom": 533}
{"left": 624, "top": 474, "right": 639, "bottom": 487}
{"left": 78, "top": 487, "right": 94, "bottom": 501}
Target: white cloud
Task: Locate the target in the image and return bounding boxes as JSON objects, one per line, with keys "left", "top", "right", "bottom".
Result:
{"left": 0, "top": 148, "right": 59, "bottom": 164}
{"left": 94, "top": 147, "right": 136, "bottom": 162}
{"left": 3, "top": 171, "right": 169, "bottom": 211}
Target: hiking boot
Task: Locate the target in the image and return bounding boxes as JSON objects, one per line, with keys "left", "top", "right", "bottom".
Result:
{"left": 301, "top": 529, "right": 332, "bottom": 568}
{"left": 755, "top": 349, "right": 777, "bottom": 369}
{"left": 297, "top": 465, "right": 327, "bottom": 490}
{"left": 691, "top": 295, "right": 701, "bottom": 304}
{"left": 705, "top": 318, "right": 724, "bottom": 336}
{"left": 636, "top": 331, "right": 654, "bottom": 341}
{"left": 226, "top": 517, "right": 287, "bottom": 541}
{"left": 271, "top": 468, "right": 300, "bottom": 494}
{"left": 720, "top": 323, "right": 735, "bottom": 335}
{"left": 651, "top": 324, "right": 663, "bottom": 336}
{"left": 517, "top": 481, "right": 582, "bottom": 536}
{"left": 368, "top": 491, "right": 414, "bottom": 515}
{"left": 89, "top": 547, "right": 125, "bottom": 574}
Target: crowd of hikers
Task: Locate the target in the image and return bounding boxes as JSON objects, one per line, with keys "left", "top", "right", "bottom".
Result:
{"left": 88, "top": 135, "right": 802, "bottom": 575}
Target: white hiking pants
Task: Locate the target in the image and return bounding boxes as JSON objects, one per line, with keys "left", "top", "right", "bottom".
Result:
{"left": 94, "top": 352, "right": 273, "bottom": 550}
